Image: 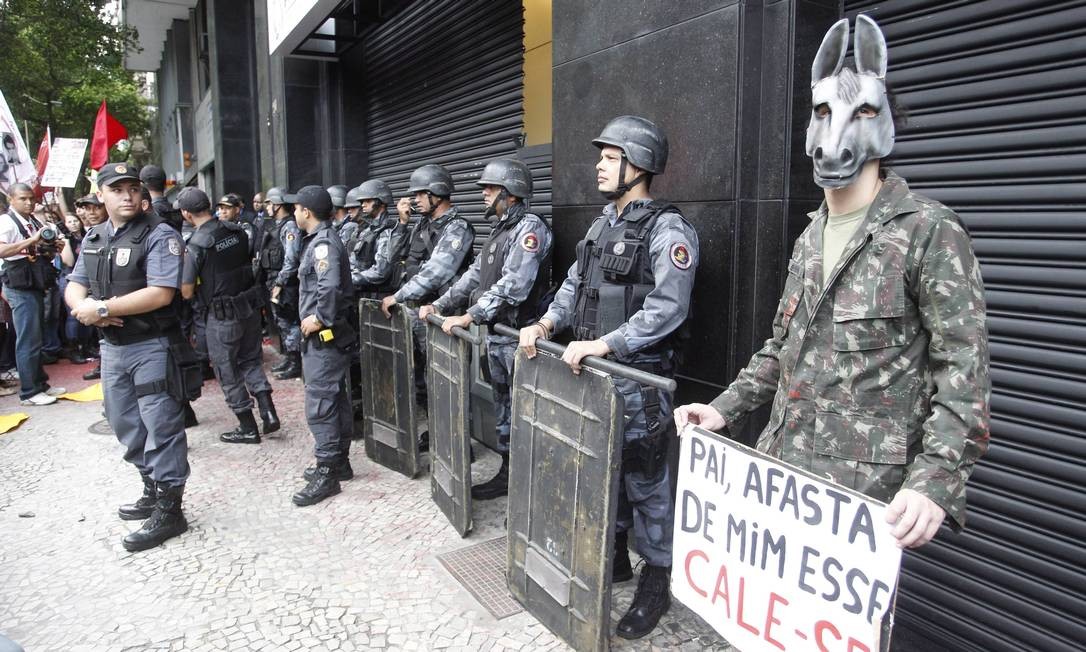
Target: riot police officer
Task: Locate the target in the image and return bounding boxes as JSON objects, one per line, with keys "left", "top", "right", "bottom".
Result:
{"left": 519, "top": 116, "right": 699, "bottom": 639}
{"left": 178, "top": 188, "right": 280, "bottom": 444}
{"left": 344, "top": 187, "right": 363, "bottom": 224}
{"left": 328, "top": 184, "right": 357, "bottom": 245}
{"left": 420, "top": 159, "right": 552, "bottom": 499}
{"left": 216, "top": 194, "right": 256, "bottom": 258}
{"left": 380, "top": 164, "right": 473, "bottom": 402}
{"left": 260, "top": 187, "right": 303, "bottom": 380}
{"left": 349, "top": 179, "right": 403, "bottom": 297}
{"left": 287, "top": 186, "right": 356, "bottom": 505}
{"left": 64, "top": 162, "right": 200, "bottom": 552}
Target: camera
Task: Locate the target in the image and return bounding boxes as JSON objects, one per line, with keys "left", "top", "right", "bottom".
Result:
{"left": 37, "top": 225, "right": 59, "bottom": 256}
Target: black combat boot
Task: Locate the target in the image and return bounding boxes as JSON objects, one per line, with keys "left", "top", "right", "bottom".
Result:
{"left": 612, "top": 530, "right": 634, "bottom": 582}
{"left": 122, "top": 484, "right": 189, "bottom": 552}
{"left": 255, "top": 391, "right": 280, "bottom": 434}
{"left": 117, "top": 473, "right": 156, "bottom": 521}
{"left": 292, "top": 460, "right": 342, "bottom": 506}
{"left": 274, "top": 352, "right": 302, "bottom": 380}
{"left": 220, "top": 411, "right": 261, "bottom": 444}
{"left": 616, "top": 564, "right": 671, "bottom": 639}
{"left": 471, "top": 452, "right": 509, "bottom": 500}
{"left": 271, "top": 354, "right": 292, "bottom": 373}
{"left": 183, "top": 402, "right": 198, "bottom": 428}
{"left": 83, "top": 363, "right": 101, "bottom": 381}
{"left": 303, "top": 457, "right": 354, "bottom": 482}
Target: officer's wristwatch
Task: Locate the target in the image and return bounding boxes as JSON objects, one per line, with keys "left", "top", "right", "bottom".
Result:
{"left": 96, "top": 300, "right": 109, "bottom": 319}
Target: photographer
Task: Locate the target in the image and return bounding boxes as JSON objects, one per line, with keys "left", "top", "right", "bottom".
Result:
{"left": 0, "top": 184, "right": 65, "bottom": 405}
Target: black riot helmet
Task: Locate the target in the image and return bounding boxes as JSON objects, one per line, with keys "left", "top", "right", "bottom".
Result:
{"left": 406, "top": 164, "right": 454, "bottom": 198}
{"left": 327, "top": 184, "right": 350, "bottom": 209}
{"left": 475, "top": 158, "right": 532, "bottom": 200}
{"left": 592, "top": 115, "right": 668, "bottom": 199}
{"left": 355, "top": 179, "right": 394, "bottom": 208}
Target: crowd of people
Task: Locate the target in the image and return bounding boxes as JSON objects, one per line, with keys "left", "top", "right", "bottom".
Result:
{"left": 0, "top": 16, "right": 991, "bottom": 644}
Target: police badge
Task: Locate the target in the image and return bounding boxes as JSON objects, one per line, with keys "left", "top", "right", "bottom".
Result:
{"left": 168, "top": 239, "right": 182, "bottom": 256}
{"left": 115, "top": 248, "right": 131, "bottom": 267}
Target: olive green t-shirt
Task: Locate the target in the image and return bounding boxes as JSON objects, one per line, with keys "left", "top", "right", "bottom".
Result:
{"left": 822, "top": 203, "right": 870, "bottom": 285}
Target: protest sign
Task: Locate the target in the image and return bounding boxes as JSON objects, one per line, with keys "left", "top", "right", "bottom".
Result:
{"left": 41, "top": 138, "right": 89, "bottom": 188}
{"left": 0, "top": 89, "right": 38, "bottom": 194}
{"left": 672, "top": 426, "right": 902, "bottom": 652}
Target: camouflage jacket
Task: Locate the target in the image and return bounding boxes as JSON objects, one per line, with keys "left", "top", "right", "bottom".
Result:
{"left": 710, "top": 171, "right": 990, "bottom": 528}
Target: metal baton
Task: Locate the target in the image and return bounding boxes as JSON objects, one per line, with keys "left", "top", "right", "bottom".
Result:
{"left": 425, "top": 313, "right": 481, "bottom": 345}
{"left": 492, "top": 323, "right": 677, "bottom": 392}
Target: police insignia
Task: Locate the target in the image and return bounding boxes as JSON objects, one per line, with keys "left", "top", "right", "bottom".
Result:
{"left": 316, "top": 259, "right": 329, "bottom": 274}
{"left": 115, "top": 248, "right": 131, "bottom": 267}
{"left": 451, "top": 238, "right": 462, "bottom": 251}
{"left": 670, "top": 242, "right": 692, "bottom": 270}
{"left": 314, "top": 244, "right": 329, "bottom": 260}
{"left": 168, "top": 239, "right": 182, "bottom": 256}
{"left": 521, "top": 233, "right": 539, "bottom": 253}
{"left": 286, "top": 233, "right": 295, "bottom": 241}
{"left": 114, "top": 164, "right": 126, "bottom": 174}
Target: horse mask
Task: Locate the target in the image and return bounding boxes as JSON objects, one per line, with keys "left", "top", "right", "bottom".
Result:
{"left": 805, "top": 14, "right": 895, "bottom": 189}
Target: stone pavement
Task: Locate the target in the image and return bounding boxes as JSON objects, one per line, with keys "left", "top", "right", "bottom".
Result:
{"left": 0, "top": 349, "right": 734, "bottom": 652}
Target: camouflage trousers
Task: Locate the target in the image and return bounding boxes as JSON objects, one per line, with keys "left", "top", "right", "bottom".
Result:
{"left": 614, "top": 373, "right": 674, "bottom": 568}
{"left": 272, "top": 303, "right": 301, "bottom": 353}
{"left": 485, "top": 334, "right": 517, "bottom": 453}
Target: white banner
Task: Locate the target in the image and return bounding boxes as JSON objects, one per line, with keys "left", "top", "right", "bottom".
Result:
{"left": 672, "top": 427, "right": 902, "bottom": 652}
{"left": 0, "top": 89, "right": 39, "bottom": 195}
{"left": 40, "top": 138, "right": 89, "bottom": 188}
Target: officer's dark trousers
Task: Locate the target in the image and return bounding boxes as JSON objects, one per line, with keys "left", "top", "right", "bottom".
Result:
{"left": 101, "top": 336, "right": 189, "bottom": 487}
{"left": 301, "top": 338, "right": 352, "bottom": 462}
{"left": 485, "top": 334, "right": 517, "bottom": 453}
{"left": 205, "top": 310, "right": 271, "bottom": 412}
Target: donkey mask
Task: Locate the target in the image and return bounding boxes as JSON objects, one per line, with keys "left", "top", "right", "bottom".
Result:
{"left": 805, "top": 14, "right": 894, "bottom": 189}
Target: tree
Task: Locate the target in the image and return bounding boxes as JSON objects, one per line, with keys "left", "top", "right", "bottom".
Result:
{"left": 0, "top": 0, "right": 150, "bottom": 155}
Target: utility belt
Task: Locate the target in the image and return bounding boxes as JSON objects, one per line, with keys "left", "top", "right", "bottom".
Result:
{"left": 205, "top": 286, "right": 262, "bottom": 322}
{"left": 620, "top": 357, "right": 675, "bottom": 479}
{"left": 304, "top": 314, "right": 357, "bottom": 353}
{"left": 131, "top": 331, "right": 203, "bottom": 403}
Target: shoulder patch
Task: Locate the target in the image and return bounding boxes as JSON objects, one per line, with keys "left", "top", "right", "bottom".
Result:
{"left": 168, "top": 239, "right": 182, "bottom": 256}
{"left": 314, "top": 243, "right": 329, "bottom": 260}
{"left": 451, "top": 238, "right": 462, "bottom": 251}
{"left": 521, "top": 233, "right": 540, "bottom": 253}
{"left": 286, "top": 233, "right": 296, "bottom": 241}
{"left": 316, "top": 259, "right": 329, "bottom": 274}
{"left": 669, "top": 242, "right": 692, "bottom": 270}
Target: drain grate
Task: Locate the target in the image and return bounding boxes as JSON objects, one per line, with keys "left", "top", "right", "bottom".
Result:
{"left": 88, "top": 419, "right": 113, "bottom": 436}
{"left": 438, "top": 535, "right": 522, "bottom": 619}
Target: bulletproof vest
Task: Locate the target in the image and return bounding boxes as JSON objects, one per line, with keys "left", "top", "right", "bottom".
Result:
{"left": 571, "top": 201, "right": 685, "bottom": 352}
{"left": 187, "top": 219, "right": 255, "bottom": 306}
{"left": 81, "top": 213, "right": 181, "bottom": 345}
{"left": 151, "top": 197, "right": 183, "bottom": 232}
{"left": 355, "top": 213, "right": 394, "bottom": 270}
{"left": 471, "top": 207, "right": 552, "bottom": 327}
{"left": 259, "top": 217, "right": 289, "bottom": 272}
{"left": 403, "top": 208, "right": 472, "bottom": 290}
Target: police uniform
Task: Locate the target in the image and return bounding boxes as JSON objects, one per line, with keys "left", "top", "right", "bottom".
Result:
{"left": 350, "top": 210, "right": 402, "bottom": 297}
{"left": 262, "top": 211, "right": 303, "bottom": 377}
{"left": 68, "top": 163, "right": 197, "bottom": 552}
{"left": 182, "top": 207, "right": 279, "bottom": 442}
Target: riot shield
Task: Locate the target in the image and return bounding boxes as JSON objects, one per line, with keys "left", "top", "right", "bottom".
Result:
{"left": 506, "top": 348, "right": 625, "bottom": 652}
{"left": 424, "top": 314, "right": 476, "bottom": 537}
{"left": 357, "top": 298, "right": 421, "bottom": 478}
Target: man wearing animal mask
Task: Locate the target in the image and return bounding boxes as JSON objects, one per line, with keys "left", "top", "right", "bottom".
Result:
{"left": 676, "top": 15, "right": 990, "bottom": 551}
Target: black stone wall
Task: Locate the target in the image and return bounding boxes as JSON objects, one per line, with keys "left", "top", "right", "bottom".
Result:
{"left": 552, "top": 0, "right": 837, "bottom": 441}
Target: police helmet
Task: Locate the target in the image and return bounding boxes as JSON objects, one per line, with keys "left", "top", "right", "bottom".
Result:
{"left": 355, "top": 179, "right": 394, "bottom": 207}
{"left": 475, "top": 159, "right": 532, "bottom": 199}
{"left": 592, "top": 115, "right": 668, "bottom": 174}
{"left": 406, "top": 164, "right": 454, "bottom": 197}
{"left": 265, "top": 186, "right": 289, "bottom": 206}
{"left": 327, "top": 184, "right": 349, "bottom": 208}
{"left": 344, "top": 187, "right": 362, "bottom": 209}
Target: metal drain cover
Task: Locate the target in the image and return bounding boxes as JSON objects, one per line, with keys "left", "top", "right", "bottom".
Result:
{"left": 88, "top": 419, "right": 113, "bottom": 435}
{"left": 438, "top": 536, "right": 522, "bottom": 619}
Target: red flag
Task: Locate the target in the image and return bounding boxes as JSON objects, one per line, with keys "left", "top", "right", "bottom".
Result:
{"left": 33, "top": 127, "right": 50, "bottom": 199}
{"left": 89, "top": 101, "right": 128, "bottom": 170}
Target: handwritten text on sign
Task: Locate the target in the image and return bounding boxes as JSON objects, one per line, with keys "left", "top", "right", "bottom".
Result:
{"left": 40, "top": 138, "right": 88, "bottom": 188}
{"left": 671, "top": 427, "right": 902, "bottom": 652}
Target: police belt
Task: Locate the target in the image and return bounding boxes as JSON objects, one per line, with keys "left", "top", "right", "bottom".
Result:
{"left": 206, "top": 286, "right": 262, "bottom": 321}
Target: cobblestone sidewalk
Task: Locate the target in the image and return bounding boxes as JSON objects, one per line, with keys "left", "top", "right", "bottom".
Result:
{"left": 0, "top": 352, "right": 733, "bottom": 652}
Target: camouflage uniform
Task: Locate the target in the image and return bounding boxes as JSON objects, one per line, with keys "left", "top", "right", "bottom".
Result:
{"left": 709, "top": 171, "right": 990, "bottom": 528}
{"left": 273, "top": 218, "right": 303, "bottom": 353}
{"left": 544, "top": 198, "right": 699, "bottom": 566}
{"left": 350, "top": 211, "right": 401, "bottom": 293}
{"left": 434, "top": 204, "right": 553, "bottom": 452}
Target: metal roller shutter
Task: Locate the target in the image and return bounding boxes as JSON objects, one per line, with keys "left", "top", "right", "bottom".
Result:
{"left": 361, "top": 0, "right": 526, "bottom": 244}
{"left": 840, "top": 2, "right": 1086, "bottom": 650}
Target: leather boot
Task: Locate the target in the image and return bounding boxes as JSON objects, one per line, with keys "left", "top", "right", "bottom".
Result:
{"left": 255, "top": 391, "right": 280, "bottom": 434}
{"left": 220, "top": 411, "right": 261, "bottom": 444}
{"left": 292, "top": 460, "right": 342, "bottom": 506}
{"left": 304, "top": 457, "right": 354, "bottom": 482}
{"left": 616, "top": 564, "right": 671, "bottom": 639}
{"left": 271, "top": 354, "right": 292, "bottom": 373}
{"left": 471, "top": 453, "right": 509, "bottom": 500}
{"left": 274, "top": 352, "right": 302, "bottom": 380}
{"left": 183, "top": 402, "right": 198, "bottom": 428}
{"left": 122, "top": 484, "right": 189, "bottom": 552}
{"left": 117, "top": 473, "right": 156, "bottom": 521}
{"left": 612, "top": 530, "right": 634, "bottom": 582}
{"left": 83, "top": 363, "right": 101, "bottom": 381}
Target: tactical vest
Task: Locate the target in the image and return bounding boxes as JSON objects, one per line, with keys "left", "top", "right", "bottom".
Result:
{"left": 151, "top": 197, "right": 183, "bottom": 232}
{"left": 1, "top": 211, "right": 56, "bottom": 291}
{"left": 258, "top": 218, "right": 289, "bottom": 273}
{"left": 402, "top": 210, "right": 472, "bottom": 295}
{"left": 471, "top": 209, "right": 552, "bottom": 327}
{"left": 571, "top": 201, "right": 687, "bottom": 353}
{"left": 187, "top": 220, "right": 255, "bottom": 306}
{"left": 81, "top": 213, "right": 181, "bottom": 345}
